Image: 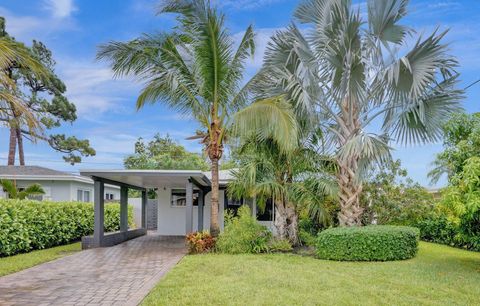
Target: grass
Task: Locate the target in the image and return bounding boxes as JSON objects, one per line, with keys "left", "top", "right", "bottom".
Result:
{"left": 0, "top": 242, "right": 81, "bottom": 277}
{"left": 142, "top": 242, "right": 480, "bottom": 306}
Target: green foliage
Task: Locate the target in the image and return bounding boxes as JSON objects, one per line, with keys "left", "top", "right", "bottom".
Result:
{"left": 361, "top": 160, "right": 435, "bottom": 226}
{"left": 429, "top": 113, "right": 480, "bottom": 184}
{"left": 0, "top": 199, "right": 134, "bottom": 256}
{"left": 228, "top": 137, "right": 337, "bottom": 244}
{"left": 416, "top": 215, "right": 480, "bottom": 251}
{"left": 124, "top": 134, "right": 209, "bottom": 170}
{"left": 418, "top": 157, "right": 480, "bottom": 251}
{"left": 268, "top": 239, "right": 293, "bottom": 253}
{"left": 0, "top": 179, "right": 45, "bottom": 200}
{"left": 216, "top": 205, "right": 271, "bottom": 254}
{"left": 298, "top": 217, "right": 319, "bottom": 247}
{"left": 316, "top": 226, "right": 419, "bottom": 261}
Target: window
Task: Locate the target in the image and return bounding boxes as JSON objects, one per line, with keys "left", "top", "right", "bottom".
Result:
{"left": 171, "top": 189, "right": 199, "bottom": 207}
{"left": 77, "top": 189, "right": 90, "bottom": 202}
{"left": 105, "top": 193, "right": 114, "bottom": 201}
{"left": 257, "top": 199, "right": 274, "bottom": 221}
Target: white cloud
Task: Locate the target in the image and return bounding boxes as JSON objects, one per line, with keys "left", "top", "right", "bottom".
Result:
{"left": 0, "top": 6, "right": 78, "bottom": 42}
{"left": 55, "top": 60, "right": 141, "bottom": 117}
{"left": 43, "top": 0, "right": 77, "bottom": 19}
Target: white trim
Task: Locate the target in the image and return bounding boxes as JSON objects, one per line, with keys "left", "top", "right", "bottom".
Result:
{"left": 0, "top": 174, "right": 120, "bottom": 189}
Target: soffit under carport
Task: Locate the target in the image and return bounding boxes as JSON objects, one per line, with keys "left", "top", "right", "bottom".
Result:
{"left": 79, "top": 169, "right": 211, "bottom": 189}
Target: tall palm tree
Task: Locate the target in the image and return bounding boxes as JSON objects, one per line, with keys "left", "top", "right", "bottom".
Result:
{"left": 254, "top": 0, "right": 464, "bottom": 226}
{"left": 97, "top": 1, "right": 297, "bottom": 235}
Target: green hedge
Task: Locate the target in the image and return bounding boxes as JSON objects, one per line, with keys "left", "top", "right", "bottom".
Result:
{"left": 316, "top": 225, "right": 419, "bottom": 261}
{"left": 416, "top": 216, "right": 480, "bottom": 252}
{"left": 0, "top": 199, "right": 134, "bottom": 256}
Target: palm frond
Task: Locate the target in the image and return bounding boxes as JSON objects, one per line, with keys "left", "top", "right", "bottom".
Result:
{"left": 0, "top": 179, "right": 17, "bottom": 199}
{"left": 233, "top": 96, "right": 298, "bottom": 153}
{"left": 367, "top": 0, "right": 410, "bottom": 46}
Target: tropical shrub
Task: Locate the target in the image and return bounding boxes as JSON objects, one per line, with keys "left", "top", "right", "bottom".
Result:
{"left": 268, "top": 239, "right": 293, "bottom": 253}
{"left": 316, "top": 226, "right": 419, "bottom": 261}
{"left": 216, "top": 205, "right": 271, "bottom": 254}
{"left": 361, "top": 160, "right": 436, "bottom": 226}
{"left": 416, "top": 157, "right": 480, "bottom": 252}
{"left": 0, "top": 199, "right": 133, "bottom": 256}
{"left": 185, "top": 231, "right": 216, "bottom": 254}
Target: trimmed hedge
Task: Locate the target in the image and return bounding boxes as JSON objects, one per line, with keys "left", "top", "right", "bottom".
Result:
{"left": 0, "top": 199, "right": 134, "bottom": 256}
{"left": 316, "top": 225, "right": 419, "bottom": 261}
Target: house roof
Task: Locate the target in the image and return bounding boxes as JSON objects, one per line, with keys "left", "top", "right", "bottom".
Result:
{"left": 80, "top": 169, "right": 211, "bottom": 189}
{"left": 0, "top": 165, "right": 107, "bottom": 185}
{"left": 79, "top": 169, "right": 235, "bottom": 189}
{"left": 0, "top": 165, "right": 69, "bottom": 176}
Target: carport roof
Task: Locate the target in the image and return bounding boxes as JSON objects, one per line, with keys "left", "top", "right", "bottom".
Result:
{"left": 80, "top": 169, "right": 211, "bottom": 189}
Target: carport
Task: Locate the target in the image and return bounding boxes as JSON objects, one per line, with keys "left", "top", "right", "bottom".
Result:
{"left": 79, "top": 169, "right": 211, "bottom": 249}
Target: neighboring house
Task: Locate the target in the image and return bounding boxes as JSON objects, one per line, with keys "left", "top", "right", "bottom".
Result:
{"left": 0, "top": 166, "right": 120, "bottom": 202}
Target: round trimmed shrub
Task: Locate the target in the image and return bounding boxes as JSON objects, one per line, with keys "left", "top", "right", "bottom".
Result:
{"left": 316, "top": 225, "right": 419, "bottom": 261}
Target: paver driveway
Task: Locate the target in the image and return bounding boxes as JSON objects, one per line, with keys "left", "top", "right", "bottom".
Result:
{"left": 0, "top": 234, "right": 186, "bottom": 306}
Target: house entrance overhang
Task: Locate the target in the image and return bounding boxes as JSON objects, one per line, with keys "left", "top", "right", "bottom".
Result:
{"left": 79, "top": 169, "right": 212, "bottom": 249}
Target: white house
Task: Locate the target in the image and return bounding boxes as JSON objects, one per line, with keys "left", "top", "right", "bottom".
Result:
{"left": 79, "top": 169, "right": 274, "bottom": 247}
{"left": 0, "top": 166, "right": 120, "bottom": 202}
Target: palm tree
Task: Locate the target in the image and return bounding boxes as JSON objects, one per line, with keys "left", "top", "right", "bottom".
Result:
{"left": 97, "top": 1, "right": 297, "bottom": 236}
{"left": 228, "top": 136, "right": 337, "bottom": 244}
{"left": 0, "top": 179, "right": 45, "bottom": 200}
{"left": 1, "top": 18, "right": 50, "bottom": 163}
{"left": 254, "top": 0, "right": 464, "bottom": 226}
{"left": 0, "top": 37, "right": 44, "bottom": 135}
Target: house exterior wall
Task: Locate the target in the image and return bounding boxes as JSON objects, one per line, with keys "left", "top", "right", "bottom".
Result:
{"left": 156, "top": 187, "right": 225, "bottom": 236}
{"left": 0, "top": 179, "right": 120, "bottom": 202}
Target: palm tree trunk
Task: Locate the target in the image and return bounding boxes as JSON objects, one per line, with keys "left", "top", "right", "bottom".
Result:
{"left": 8, "top": 126, "right": 17, "bottom": 165}
{"left": 210, "top": 157, "right": 220, "bottom": 236}
{"left": 337, "top": 158, "right": 363, "bottom": 226}
{"left": 274, "top": 200, "right": 288, "bottom": 239}
{"left": 16, "top": 128, "right": 25, "bottom": 165}
{"left": 274, "top": 200, "right": 300, "bottom": 245}
{"left": 336, "top": 98, "right": 364, "bottom": 226}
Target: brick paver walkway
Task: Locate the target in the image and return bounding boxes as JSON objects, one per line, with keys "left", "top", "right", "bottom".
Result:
{"left": 0, "top": 234, "right": 186, "bottom": 306}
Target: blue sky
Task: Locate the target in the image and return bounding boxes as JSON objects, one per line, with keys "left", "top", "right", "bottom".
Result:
{"left": 0, "top": 0, "right": 479, "bottom": 187}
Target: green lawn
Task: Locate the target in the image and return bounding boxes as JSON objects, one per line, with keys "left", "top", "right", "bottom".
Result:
{"left": 0, "top": 242, "right": 81, "bottom": 277}
{"left": 142, "top": 242, "right": 480, "bottom": 306}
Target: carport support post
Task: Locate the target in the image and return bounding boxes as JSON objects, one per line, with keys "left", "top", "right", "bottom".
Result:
{"left": 141, "top": 190, "right": 147, "bottom": 229}
{"left": 185, "top": 180, "right": 193, "bottom": 234}
{"left": 93, "top": 180, "right": 105, "bottom": 247}
{"left": 198, "top": 189, "right": 204, "bottom": 231}
{"left": 120, "top": 186, "right": 128, "bottom": 232}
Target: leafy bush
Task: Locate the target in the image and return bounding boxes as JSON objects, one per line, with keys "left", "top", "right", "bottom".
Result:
{"left": 316, "top": 225, "right": 419, "bottom": 261}
{"left": 216, "top": 205, "right": 271, "bottom": 254}
{"left": 185, "top": 231, "right": 216, "bottom": 254}
{"left": 299, "top": 230, "right": 317, "bottom": 247}
{"left": 0, "top": 199, "right": 133, "bottom": 256}
{"left": 268, "top": 239, "right": 293, "bottom": 253}
{"left": 416, "top": 215, "right": 480, "bottom": 251}
{"left": 361, "top": 160, "right": 435, "bottom": 226}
